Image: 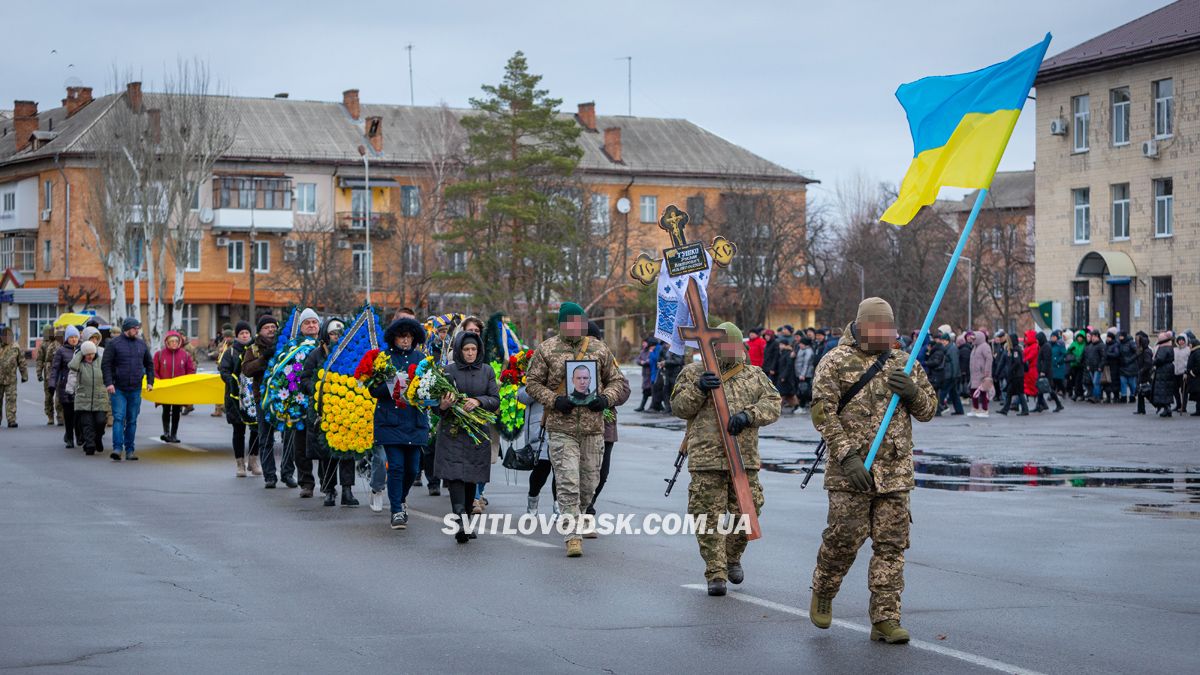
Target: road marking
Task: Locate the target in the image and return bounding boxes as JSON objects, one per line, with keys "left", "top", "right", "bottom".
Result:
{"left": 407, "top": 508, "right": 559, "bottom": 548}
{"left": 680, "top": 584, "right": 1047, "bottom": 675}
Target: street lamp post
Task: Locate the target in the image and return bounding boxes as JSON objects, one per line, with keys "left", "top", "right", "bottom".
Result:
{"left": 946, "top": 252, "right": 973, "bottom": 330}
{"left": 357, "top": 145, "right": 372, "bottom": 305}
{"left": 849, "top": 261, "right": 864, "bottom": 302}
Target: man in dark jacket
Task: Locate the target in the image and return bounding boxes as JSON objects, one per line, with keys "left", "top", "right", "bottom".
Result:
{"left": 241, "top": 315, "right": 281, "bottom": 487}
{"left": 1118, "top": 332, "right": 1138, "bottom": 403}
{"left": 101, "top": 318, "right": 154, "bottom": 461}
{"left": 369, "top": 318, "right": 431, "bottom": 528}
{"left": 941, "top": 333, "right": 963, "bottom": 415}
{"left": 1083, "top": 331, "right": 1106, "bottom": 403}
{"left": 1103, "top": 332, "right": 1122, "bottom": 403}
{"left": 924, "top": 335, "right": 948, "bottom": 415}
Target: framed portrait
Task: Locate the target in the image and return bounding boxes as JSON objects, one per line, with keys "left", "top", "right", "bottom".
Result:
{"left": 565, "top": 359, "right": 599, "bottom": 405}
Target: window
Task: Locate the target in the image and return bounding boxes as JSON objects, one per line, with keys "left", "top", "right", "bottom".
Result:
{"left": 1072, "top": 281, "right": 1090, "bottom": 329}
{"left": 401, "top": 186, "right": 421, "bottom": 217}
{"left": 639, "top": 195, "right": 658, "bottom": 223}
{"left": 589, "top": 194, "right": 610, "bottom": 236}
{"left": 0, "top": 236, "right": 35, "bottom": 273}
{"left": 404, "top": 243, "right": 423, "bottom": 276}
{"left": 184, "top": 235, "right": 201, "bottom": 271}
{"left": 351, "top": 189, "right": 368, "bottom": 217}
{"left": 1071, "top": 95, "right": 1089, "bottom": 152}
{"left": 450, "top": 250, "right": 468, "bottom": 273}
{"left": 43, "top": 239, "right": 51, "bottom": 272}
{"left": 237, "top": 178, "right": 255, "bottom": 209}
{"left": 43, "top": 180, "right": 52, "bottom": 210}
{"left": 295, "top": 183, "right": 316, "bottom": 214}
{"left": 27, "top": 304, "right": 57, "bottom": 350}
{"left": 190, "top": 188, "right": 200, "bottom": 211}
{"left": 1153, "top": 79, "right": 1173, "bottom": 138}
{"left": 216, "top": 177, "right": 292, "bottom": 210}
{"left": 686, "top": 195, "right": 705, "bottom": 224}
{"left": 351, "top": 244, "right": 370, "bottom": 287}
{"left": 227, "top": 240, "right": 245, "bottom": 272}
{"left": 1152, "top": 276, "right": 1173, "bottom": 332}
{"left": 126, "top": 234, "right": 145, "bottom": 277}
{"left": 1110, "top": 184, "right": 1129, "bottom": 240}
{"left": 1153, "top": 178, "right": 1173, "bottom": 237}
{"left": 446, "top": 198, "right": 468, "bottom": 219}
{"left": 1072, "top": 188, "right": 1090, "bottom": 243}
{"left": 1110, "top": 88, "right": 1130, "bottom": 146}
{"left": 592, "top": 249, "right": 610, "bottom": 278}
{"left": 296, "top": 241, "right": 316, "bottom": 268}
{"left": 180, "top": 305, "right": 200, "bottom": 339}
{"left": 1, "top": 193, "right": 14, "bottom": 212}
{"left": 259, "top": 180, "right": 291, "bottom": 210}
{"left": 252, "top": 240, "right": 270, "bottom": 273}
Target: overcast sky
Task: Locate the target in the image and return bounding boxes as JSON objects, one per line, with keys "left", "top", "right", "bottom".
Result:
{"left": 6, "top": 0, "right": 1169, "bottom": 205}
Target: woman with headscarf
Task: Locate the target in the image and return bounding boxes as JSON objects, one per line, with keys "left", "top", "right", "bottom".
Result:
{"left": 368, "top": 317, "right": 430, "bottom": 528}
{"left": 1151, "top": 332, "right": 1177, "bottom": 418}
{"left": 154, "top": 331, "right": 196, "bottom": 443}
{"left": 967, "top": 330, "right": 993, "bottom": 417}
{"left": 49, "top": 326, "right": 81, "bottom": 449}
{"left": 433, "top": 332, "right": 499, "bottom": 543}
{"left": 68, "top": 341, "right": 108, "bottom": 456}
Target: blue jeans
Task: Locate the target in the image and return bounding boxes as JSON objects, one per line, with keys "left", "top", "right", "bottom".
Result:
{"left": 1120, "top": 376, "right": 1137, "bottom": 399}
{"left": 384, "top": 445, "right": 422, "bottom": 514}
{"left": 1090, "top": 370, "right": 1103, "bottom": 399}
{"left": 369, "top": 445, "right": 386, "bottom": 493}
{"left": 110, "top": 388, "right": 142, "bottom": 455}
{"left": 938, "top": 380, "right": 963, "bottom": 414}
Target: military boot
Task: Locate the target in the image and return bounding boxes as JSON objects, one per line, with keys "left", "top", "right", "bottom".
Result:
{"left": 727, "top": 562, "right": 744, "bottom": 585}
{"left": 871, "top": 619, "right": 910, "bottom": 644}
{"left": 566, "top": 540, "right": 582, "bottom": 557}
{"left": 810, "top": 590, "right": 832, "bottom": 629}
{"left": 707, "top": 579, "right": 727, "bottom": 596}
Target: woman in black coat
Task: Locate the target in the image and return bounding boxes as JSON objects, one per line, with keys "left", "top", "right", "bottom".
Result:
{"left": 1151, "top": 333, "right": 1177, "bottom": 417}
{"left": 999, "top": 336, "right": 1029, "bottom": 415}
{"left": 218, "top": 321, "right": 259, "bottom": 476}
{"left": 1133, "top": 334, "right": 1155, "bottom": 415}
{"left": 1034, "top": 332, "right": 1063, "bottom": 412}
{"left": 1186, "top": 335, "right": 1200, "bottom": 416}
{"left": 433, "top": 331, "right": 499, "bottom": 542}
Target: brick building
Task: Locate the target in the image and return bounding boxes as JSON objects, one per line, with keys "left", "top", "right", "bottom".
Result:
{"left": 0, "top": 86, "right": 818, "bottom": 351}
{"left": 1034, "top": 0, "right": 1198, "bottom": 335}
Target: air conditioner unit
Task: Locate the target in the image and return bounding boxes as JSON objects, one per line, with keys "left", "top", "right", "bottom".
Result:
{"left": 336, "top": 240, "right": 351, "bottom": 250}
{"left": 282, "top": 239, "right": 297, "bottom": 249}
{"left": 40, "top": 209, "right": 51, "bottom": 221}
{"left": 283, "top": 250, "right": 297, "bottom": 262}
{"left": 215, "top": 237, "right": 230, "bottom": 247}
{"left": 1049, "top": 118, "right": 1068, "bottom": 136}
{"left": 1142, "top": 139, "right": 1159, "bottom": 158}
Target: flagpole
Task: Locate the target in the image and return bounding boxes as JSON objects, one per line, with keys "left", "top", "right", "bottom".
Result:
{"left": 864, "top": 187, "right": 988, "bottom": 470}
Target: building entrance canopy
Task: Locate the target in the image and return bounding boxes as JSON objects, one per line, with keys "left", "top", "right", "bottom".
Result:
{"left": 1076, "top": 251, "right": 1136, "bottom": 278}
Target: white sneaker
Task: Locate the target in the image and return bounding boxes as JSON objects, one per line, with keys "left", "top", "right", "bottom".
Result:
{"left": 965, "top": 410, "right": 977, "bottom": 417}
{"left": 526, "top": 495, "right": 539, "bottom": 516}
{"left": 369, "top": 490, "right": 384, "bottom": 513}
{"left": 977, "top": 411, "right": 989, "bottom": 418}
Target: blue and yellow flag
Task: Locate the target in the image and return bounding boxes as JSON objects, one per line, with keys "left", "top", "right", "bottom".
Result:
{"left": 882, "top": 34, "right": 1051, "bottom": 225}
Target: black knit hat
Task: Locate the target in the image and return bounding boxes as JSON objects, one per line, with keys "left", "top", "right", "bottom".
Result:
{"left": 256, "top": 314, "right": 278, "bottom": 332}
{"left": 235, "top": 321, "right": 252, "bottom": 336}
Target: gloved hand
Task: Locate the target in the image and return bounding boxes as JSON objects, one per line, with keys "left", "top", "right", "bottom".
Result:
{"left": 727, "top": 411, "right": 751, "bottom": 435}
{"left": 36, "top": 374, "right": 43, "bottom": 383}
{"left": 886, "top": 368, "right": 919, "bottom": 404}
{"left": 587, "top": 396, "right": 608, "bottom": 412}
{"left": 553, "top": 395, "right": 575, "bottom": 414}
{"left": 696, "top": 371, "right": 721, "bottom": 393}
{"left": 840, "top": 453, "right": 874, "bottom": 492}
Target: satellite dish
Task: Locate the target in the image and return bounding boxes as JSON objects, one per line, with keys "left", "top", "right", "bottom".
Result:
{"left": 616, "top": 197, "right": 631, "bottom": 214}
{"left": 199, "top": 208, "right": 214, "bottom": 224}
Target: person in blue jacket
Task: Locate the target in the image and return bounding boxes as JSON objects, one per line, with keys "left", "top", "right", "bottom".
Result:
{"left": 369, "top": 318, "right": 431, "bottom": 530}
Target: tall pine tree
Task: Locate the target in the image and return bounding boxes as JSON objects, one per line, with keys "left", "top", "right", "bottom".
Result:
{"left": 442, "top": 51, "right": 583, "bottom": 339}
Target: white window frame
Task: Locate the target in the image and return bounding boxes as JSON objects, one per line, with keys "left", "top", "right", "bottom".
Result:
{"left": 42, "top": 239, "right": 51, "bottom": 272}
{"left": 227, "top": 240, "right": 245, "bottom": 272}
{"left": 184, "top": 235, "right": 202, "bottom": 272}
{"left": 1072, "top": 188, "right": 1090, "bottom": 244}
{"left": 252, "top": 240, "right": 270, "bottom": 273}
{"left": 43, "top": 179, "right": 52, "bottom": 210}
{"left": 639, "top": 195, "right": 658, "bottom": 224}
{"left": 1071, "top": 95, "right": 1089, "bottom": 152}
{"left": 180, "top": 304, "right": 200, "bottom": 339}
{"left": 404, "top": 243, "right": 423, "bottom": 276}
{"left": 450, "top": 250, "right": 468, "bottom": 274}
{"left": 1153, "top": 79, "right": 1173, "bottom": 139}
{"left": 27, "top": 303, "right": 57, "bottom": 350}
{"left": 295, "top": 183, "right": 317, "bottom": 214}
{"left": 401, "top": 186, "right": 421, "bottom": 217}
{"left": 1153, "top": 178, "right": 1173, "bottom": 238}
{"left": 1110, "top": 184, "right": 1129, "bottom": 241}
{"left": 351, "top": 244, "right": 370, "bottom": 287}
{"left": 1110, "top": 88, "right": 1130, "bottom": 146}
{"left": 1, "top": 192, "right": 14, "bottom": 212}
{"left": 589, "top": 193, "right": 610, "bottom": 236}
{"left": 592, "top": 248, "right": 610, "bottom": 278}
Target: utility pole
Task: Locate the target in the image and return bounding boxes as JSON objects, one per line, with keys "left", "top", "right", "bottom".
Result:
{"left": 406, "top": 44, "right": 415, "bottom": 106}
{"left": 358, "top": 145, "right": 372, "bottom": 305}
{"left": 248, "top": 177, "right": 257, "bottom": 321}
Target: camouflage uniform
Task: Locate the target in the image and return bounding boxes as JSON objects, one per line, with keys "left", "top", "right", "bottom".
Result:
{"left": 35, "top": 327, "right": 62, "bottom": 424}
{"left": 672, "top": 341, "right": 781, "bottom": 582}
{"left": 526, "top": 333, "right": 627, "bottom": 542}
{"left": 0, "top": 338, "right": 30, "bottom": 425}
{"left": 809, "top": 322, "right": 936, "bottom": 623}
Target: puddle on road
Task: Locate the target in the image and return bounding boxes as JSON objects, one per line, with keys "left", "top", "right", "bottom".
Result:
{"left": 761, "top": 449, "right": 1200, "bottom": 517}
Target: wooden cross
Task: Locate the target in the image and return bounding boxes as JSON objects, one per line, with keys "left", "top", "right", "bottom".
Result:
{"left": 653, "top": 204, "right": 761, "bottom": 541}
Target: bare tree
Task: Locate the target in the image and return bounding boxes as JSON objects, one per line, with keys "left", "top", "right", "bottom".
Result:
{"left": 968, "top": 188, "right": 1034, "bottom": 334}
{"left": 275, "top": 217, "right": 360, "bottom": 315}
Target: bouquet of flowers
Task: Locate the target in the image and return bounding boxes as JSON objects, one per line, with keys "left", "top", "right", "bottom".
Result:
{"left": 355, "top": 348, "right": 407, "bottom": 408}
{"left": 494, "top": 349, "right": 534, "bottom": 439}
{"left": 406, "top": 356, "right": 496, "bottom": 444}
{"left": 262, "top": 337, "right": 317, "bottom": 431}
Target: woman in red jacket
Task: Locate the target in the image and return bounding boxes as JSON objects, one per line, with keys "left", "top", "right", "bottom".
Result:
{"left": 154, "top": 331, "right": 196, "bottom": 443}
{"left": 746, "top": 328, "right": 766, "bottom": 368}
{"left": 1022, "top": 330, "right": 1040, "bottom": 403}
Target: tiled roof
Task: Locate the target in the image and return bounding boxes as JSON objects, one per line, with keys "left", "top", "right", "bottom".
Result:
{"left": 1, "top": 91, "right": 812, "bottom": 184}
{"left": 1038, "top": 0, "right": 1200, "bottom": 83}
{"left": 945, "top": 170, "right": 1035, "bottom": 212}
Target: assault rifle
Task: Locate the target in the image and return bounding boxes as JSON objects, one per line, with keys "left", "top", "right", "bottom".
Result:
{"left": 664, "top": 440, "right": 688, "bottom": 497}
{"left": 800, "top": 440, "right": 826, "bottom": 490}
{"left": 800, "top": 350, "right": 891, "bottom": 491}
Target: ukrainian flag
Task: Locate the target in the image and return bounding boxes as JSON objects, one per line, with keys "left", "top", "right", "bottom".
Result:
{"left": 882, "top": 34, "right": 1051, "bottom": 225}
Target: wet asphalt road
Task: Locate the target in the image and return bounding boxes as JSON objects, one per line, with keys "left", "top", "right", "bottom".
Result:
{"left": 1, "top": 373, "right": 1197, "bottom": 674}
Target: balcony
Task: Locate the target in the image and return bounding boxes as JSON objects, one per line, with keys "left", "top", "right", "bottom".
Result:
{"left": 337, "top": 212, "right": 395, "bottom": 237}
{"left": 211, "top": 208, "right": 294, "bottom": 233}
